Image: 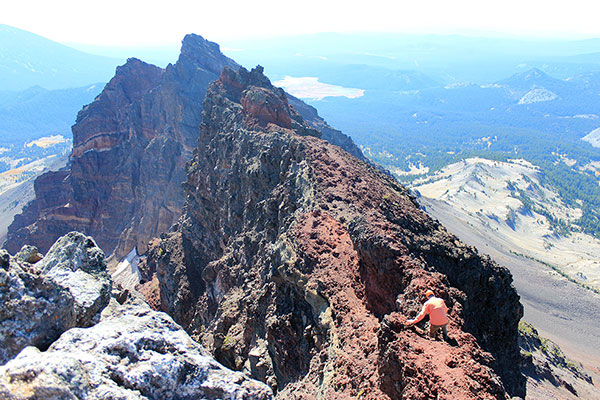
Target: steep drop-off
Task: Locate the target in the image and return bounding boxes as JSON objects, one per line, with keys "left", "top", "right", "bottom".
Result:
{"left": 140, "top": 65, "right": 525, "bottom": 399}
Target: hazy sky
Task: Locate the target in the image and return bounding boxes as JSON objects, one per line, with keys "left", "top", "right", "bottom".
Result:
{"left": 4, "top": 0, "right": 600, "bottom": 46}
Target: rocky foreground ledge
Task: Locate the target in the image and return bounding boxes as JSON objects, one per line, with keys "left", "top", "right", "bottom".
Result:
{"left": 0, "top": 232, "right": 272, "bottom": 399}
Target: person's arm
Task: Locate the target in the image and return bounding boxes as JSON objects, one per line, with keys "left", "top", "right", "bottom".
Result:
{"left": 408, "top": 303, "right": 428, "bottom": 325}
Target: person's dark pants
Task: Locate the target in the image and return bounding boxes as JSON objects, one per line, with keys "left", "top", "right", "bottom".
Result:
{"left": 429, "top": 323, "right": 448, "bottom": 341}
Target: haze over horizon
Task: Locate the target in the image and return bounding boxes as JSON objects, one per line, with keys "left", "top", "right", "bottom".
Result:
{"left": 3, "top": 0, "right": 600, "bottom": 47}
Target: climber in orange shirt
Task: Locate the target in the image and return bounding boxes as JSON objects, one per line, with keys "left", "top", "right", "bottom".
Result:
{"left": 407, "top": 289, "right": 449, "bottom": 341}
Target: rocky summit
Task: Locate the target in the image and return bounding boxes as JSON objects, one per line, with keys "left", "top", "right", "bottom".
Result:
{"left": 138, "top": 65, "right": 526, "bottom": 399}
{"left": 4, "top": 34, "right": 238, "bottom": 260}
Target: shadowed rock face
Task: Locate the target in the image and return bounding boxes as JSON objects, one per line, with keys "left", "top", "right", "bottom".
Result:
{"left": 519, "top": 321, "right": 594, "bottom": 398}
{"left": 4, "top": 34, "right": 238, "bottom": 259}
{"left": 140, "top": 66, "right": 526, "bottom": 399}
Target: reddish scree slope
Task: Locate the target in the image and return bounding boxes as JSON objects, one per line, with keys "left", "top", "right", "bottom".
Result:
{"left": 139, "top": 66, "right": 525, "bottom": 399}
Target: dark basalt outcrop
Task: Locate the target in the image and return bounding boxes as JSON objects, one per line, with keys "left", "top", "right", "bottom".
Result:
{"left": 4, "top": 34, "right": 238, "bottom": 259}
{"left": 286, "top": 94, "right": 366, "bottom": 162}
{"left": 140, "top": 65, "right": 526, "bottom": 399}
{"left": 519, "top": 321, "right": 593, "bottom": 398}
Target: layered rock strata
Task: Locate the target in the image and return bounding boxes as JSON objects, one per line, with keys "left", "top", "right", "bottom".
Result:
{"left": 4, "top": 34, "right": 238, "bottom": 259}
{"left": 140, "top": 66, "right": 526, "bottom": 399}
{"left": 0, "top": 234, "right": 273, "bottom": 399}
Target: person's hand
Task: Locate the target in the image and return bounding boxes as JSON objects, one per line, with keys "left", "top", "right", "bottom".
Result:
{"left": 406, "top": 319, "right": 414, "bottom": 325}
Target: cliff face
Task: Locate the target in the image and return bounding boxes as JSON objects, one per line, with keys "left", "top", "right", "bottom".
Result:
{"left": 4, "top": 35, "right": 238, "bottom": 259}
{"left": 286, "top": 94, "right": 366, "bottom": 162}
{"left": 140, "top": 66, "right": 525, "bottom": 399}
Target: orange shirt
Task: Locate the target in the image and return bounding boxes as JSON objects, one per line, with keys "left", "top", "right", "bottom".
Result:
{"left": 413, "top": 297, "right": 448, "bottom": 325}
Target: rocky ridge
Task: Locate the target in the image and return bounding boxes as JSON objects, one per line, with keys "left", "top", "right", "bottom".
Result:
{"left": 286, "top": 94, "right": 366, "bottom": 162}
{"left": 0, "top": 233, "right": 273, "bottom": 399}
{"left": 139, "top": 65, "right": 526, "bottom": 399}
{"left": 519, "top": 321, "right": 597, "bottom": 399}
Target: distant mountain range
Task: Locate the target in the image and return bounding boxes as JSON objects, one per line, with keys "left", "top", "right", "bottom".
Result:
{"left": 221, "top": 33, "right": 600, "bottom": 83}
{"left": 0, "top": 83, "right": 103, "bottom": 145}
{"left": 0, "top": 25, "right": 120, "bottom": 90}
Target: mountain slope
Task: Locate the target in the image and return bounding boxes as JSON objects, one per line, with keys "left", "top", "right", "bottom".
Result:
{"left": 4, "top": 34, "right": 367, "bottom": 264}
{"left": 139, "top": 65, "right": 525, "bottom": 398}
{"left": 411, "top": 157, "right": 600, "bottom": 290}
{"left": 0, "top": 25, "right": 120, "bottom": 90}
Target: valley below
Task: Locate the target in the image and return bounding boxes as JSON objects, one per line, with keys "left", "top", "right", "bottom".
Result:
{"left": 411, "top": 157, "right": 600, "bottom": 291}
{"left": 418, "top": 197, "right": 600, "bottom": 397}
{"left": 0, "top": 136, "right": 70, "bottom": 243}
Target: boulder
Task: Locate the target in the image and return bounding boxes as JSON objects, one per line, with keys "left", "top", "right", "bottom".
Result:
{"left": 14, "top": 245, "right": 43, "bottom": 264}
{"left": 38, "top": 232, "right": 111, "bottom": 326}
{"left": 0, "top": 232, "right": 111, "bottom": 364}
{"left": 0, "top": 258, "right": 75, "bottom": 364}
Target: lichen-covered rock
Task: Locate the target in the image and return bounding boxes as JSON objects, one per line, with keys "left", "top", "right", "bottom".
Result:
{"left": 14, "top": 245, "right": 43, "bottom": 264}
{"left": 0, "top": 294, "right": 273, "bottom": 400}
{"left": 38, "top": 232, "right": 111, "bottom": 326}
{"left": 0, "top": 232, "right": 111, "bottom": 364}
{"left": 0, "top": 259, "right": 75, "bottom": 365}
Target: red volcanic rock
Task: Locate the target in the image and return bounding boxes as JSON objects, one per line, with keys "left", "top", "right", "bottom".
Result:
{"left": 141, "top": 66, "right": 525, "bottom": 399}
{"left": 287, "top": 94, "right": 366, "bottom": 162}
{"left": 240, "top": 82, "right": 292, "bottom": 129}
{"left": 379, "top": 313, "right": 505, "bottom": 400}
